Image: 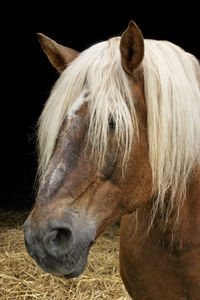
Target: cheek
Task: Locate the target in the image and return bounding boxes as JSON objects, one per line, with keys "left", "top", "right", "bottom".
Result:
{"left": 100, "top": 145, "right": 118, "bottom": 179}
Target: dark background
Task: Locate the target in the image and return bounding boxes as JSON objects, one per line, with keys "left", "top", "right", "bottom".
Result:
{"left": 1, "top": 3, "right": 199, "bottom": 210}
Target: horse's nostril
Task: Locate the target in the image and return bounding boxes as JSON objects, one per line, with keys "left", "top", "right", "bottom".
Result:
{"left": 52, "top": 228, "right": 72, "bottom": 247}
{"left": 44, "top": 227, "right": 73, "bottom": 256}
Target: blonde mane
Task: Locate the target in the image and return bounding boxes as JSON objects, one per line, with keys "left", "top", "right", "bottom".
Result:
{"left": 37, "top": 36, "right": 200, "bottom": 224}
{"left": 143, "top": 40, "right": 200, "bottom": 224}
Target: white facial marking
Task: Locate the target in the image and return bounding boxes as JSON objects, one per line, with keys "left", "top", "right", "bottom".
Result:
{"left": 48, "top": 161, "right": 66, "bottom": 195}
{"left": 68, "top": 88, "right": 90, "bottom": 120}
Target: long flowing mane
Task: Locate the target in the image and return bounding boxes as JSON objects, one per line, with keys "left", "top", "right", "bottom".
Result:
{"left": 143, "top": 40, "right": 200, "bottom": 223}
{"left": 37, "top": 36, "right": 200, "bottom": 224}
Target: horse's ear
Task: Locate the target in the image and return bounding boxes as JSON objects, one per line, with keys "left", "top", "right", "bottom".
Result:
{"left": 120, "top": 20, "right": 144, "bottom": 75}
{"left": 37, "top": 33, "right": 79, "bottom": 73}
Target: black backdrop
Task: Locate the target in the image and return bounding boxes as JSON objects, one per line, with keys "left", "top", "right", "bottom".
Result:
{"left": 1, "top": 3, "right": 199, "bottom": 210}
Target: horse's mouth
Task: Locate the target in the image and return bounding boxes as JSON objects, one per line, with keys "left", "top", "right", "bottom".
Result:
{"left": 62, "top": 258, "right": 88, "bottom": 279}
{"left": 35, "top": 241, "right": 93, "bottom": 279}
{"left": 64, "top": 243, "right": 93, "bottom": 278}
{"left": 61, "top": 248, "right": 90, "bottom": 279}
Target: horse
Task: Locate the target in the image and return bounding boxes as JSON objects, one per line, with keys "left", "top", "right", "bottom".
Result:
{"left": 24, "top": 21, "right": 200, "bottom": 299}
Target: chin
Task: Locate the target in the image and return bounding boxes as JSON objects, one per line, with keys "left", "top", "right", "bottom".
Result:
{"left": 62, "top": 256, "right": 88, "bottom": 279}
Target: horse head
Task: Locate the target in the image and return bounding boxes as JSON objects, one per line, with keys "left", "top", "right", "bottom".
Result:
{"left": 24, "top": 21, "right": 153, "bottom": 278}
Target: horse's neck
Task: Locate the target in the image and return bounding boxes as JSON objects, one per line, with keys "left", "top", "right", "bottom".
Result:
{"left": 120, "top": 169, "right": 200, "bottom": 299}
{"left": 154, "top": 167, "right": 200, "bottom": 253}
{"left": 177, "top": 168, "right": 200, "bottom": 251}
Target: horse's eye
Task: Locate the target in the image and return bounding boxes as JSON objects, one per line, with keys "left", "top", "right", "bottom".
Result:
{"left": 108, "top": 117, "right": 115, "bottom": 130}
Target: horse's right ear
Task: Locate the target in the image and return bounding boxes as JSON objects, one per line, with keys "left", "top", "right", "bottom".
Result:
{"left": 37, "top": 33, "right": 79, "bottom": 73}
{"left": 120, "top": 20, "right": 144, "bottom": 75}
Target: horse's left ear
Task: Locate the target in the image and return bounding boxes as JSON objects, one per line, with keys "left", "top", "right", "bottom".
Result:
{"left": 120, "top": 20, "right": 144, "bottom": 75}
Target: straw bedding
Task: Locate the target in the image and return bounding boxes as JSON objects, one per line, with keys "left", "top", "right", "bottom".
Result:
{"left": 0, "top": 209, "right": 128, "bottom": 299}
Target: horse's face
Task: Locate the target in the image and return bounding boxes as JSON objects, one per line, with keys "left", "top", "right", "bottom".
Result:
{"left": 24, "top": 98, "right": 126, "bottom": 278}
{"left": 24, "top": 21, "right": 152, "bottom": 278}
